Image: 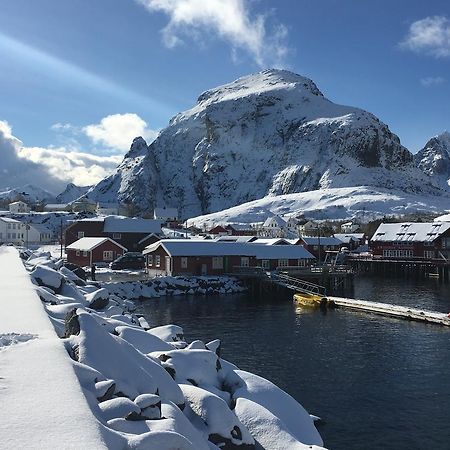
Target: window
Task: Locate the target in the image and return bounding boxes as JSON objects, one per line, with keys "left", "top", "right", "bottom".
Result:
{"left": 76, "top": 250, "right": 80, "bottom": 256}
{"left": 148, "top": 255, "right": 153, "bottom": 266}
{"left": 261, "top": 259, "right": 270, "bottom": 269}
{"left": 383, "top": 249, "right": 413, "bottom": 258}
{"left": 155, "top": 255, "right": 161, "bottom": 267}
{"left": 78, "top": 231, "right": 85, "bottom": 238}
{"left": 12, "top": 233, "right": 16, "bottom": 239}
{"left": 83, "top": 251, "right": 88, "bottom": 257}
{"left": 103, "top": 250, "right": 114, "bottom": 261}
{"left": 240, "top": 257, "right": 249, "bottom": 267}
{"left": 424, "top": 250, "right": 435, "bottom": 259}
{"left": 278, "top": 259, "right": 289, "bottom": 267}
{"left": 212, "top": 257, "right": 223, "bottom": 269}
{"left": 113, "top": 233, "right": 121, "bottom": 240}
{"left": 181, "top": 257, "right": 188, "bottom": 269}
{"left": 298, "top": 259, "right": 307, "bottom": 267}
{"left": 442, "top": 237, "right": 450, "bottom": 249}
{"left": 313, "top": 245, "right": 319, "bottom": 250}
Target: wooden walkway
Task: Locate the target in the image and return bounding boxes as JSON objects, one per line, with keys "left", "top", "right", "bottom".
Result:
{"left": 327, "top": 296, "right": 450, "bottom": 327}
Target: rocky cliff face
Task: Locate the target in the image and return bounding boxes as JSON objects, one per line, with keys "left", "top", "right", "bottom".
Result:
{"left": 414, "top": 131, "right": 450, "bottom": 189}
{"left": 85, "top": 69, "right": 442, "bottom": 217}
{"left": 56, "top": 183, "right": 91, "bottom": 203}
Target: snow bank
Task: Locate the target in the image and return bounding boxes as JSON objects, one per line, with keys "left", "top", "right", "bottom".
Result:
{"left": 103, "top": 275, "right": 246, "bottom": 301}
{"left": 8, "top": 248, "right": 326, "bottom": 449}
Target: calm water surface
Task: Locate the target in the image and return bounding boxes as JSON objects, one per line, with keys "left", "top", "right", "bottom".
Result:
{"left": 135, "top": 276, "right": 450, "bottom": 450}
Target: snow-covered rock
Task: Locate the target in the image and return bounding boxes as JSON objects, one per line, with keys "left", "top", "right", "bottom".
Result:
{"left": 55, "top": 182, "right": 91, "bottom": 203}
{"left": 85, "top": 69, "right": 444, "bottom": 218}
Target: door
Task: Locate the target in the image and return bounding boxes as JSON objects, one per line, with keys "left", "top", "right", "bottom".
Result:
{"left": 165, "top": 256, "right": 172, "bottom": 275}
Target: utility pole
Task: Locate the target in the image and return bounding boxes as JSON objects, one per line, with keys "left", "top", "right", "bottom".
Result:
{"left": 60, "top": 218, "right": 63, "bottom": 259}
{"left": 317, "top": 224, "right": 321, "bottom": 265}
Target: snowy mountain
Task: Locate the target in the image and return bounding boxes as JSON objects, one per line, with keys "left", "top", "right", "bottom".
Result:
{"left": 85, "top": 69, "right": 444, "bottom": 217}
{"left": 415, "top": 131, "right": 450, "bottom": 188}
{"left": 0, "top": 184, "right": 55, "bottom": 204}
{"left": 186, "top": 186, "right": 450, "bottom": 228}
{"left": 55, "top": 183, "right": 92, "bottom": 203}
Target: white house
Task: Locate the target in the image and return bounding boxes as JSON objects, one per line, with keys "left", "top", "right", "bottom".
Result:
{"left": 97, "top": 202, "right": 120, "bottom": 216}
{"left": 298, "top": 220, "right": 318, "bottom": 236}
{"left": 0, "top": 217, "right": 25, "bottom": 244}
{"left": 261, "top": 215, "right": 287, "bottom": 238}
{"left": 341, "top": 221, "right": 360, "bottom": 233}
{"left": 154, "top": 207, "right": 178, "bottom": 222}
{"left": 26, "top": 224, "right": 53, "bottom": 244}
{"left": 71, "top": 198, "right": 97, "bottom": 213}
{"left": 9, "top": 201, "right": 30, "bottom": 214}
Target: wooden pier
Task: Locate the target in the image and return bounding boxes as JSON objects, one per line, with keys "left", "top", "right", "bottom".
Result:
{"left": 327, "top": 296, "right": 450, "bottom": 327}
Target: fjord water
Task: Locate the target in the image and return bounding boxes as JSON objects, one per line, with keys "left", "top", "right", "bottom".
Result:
{"left": 136, "top": 277, "right": 450, "bottom": 450}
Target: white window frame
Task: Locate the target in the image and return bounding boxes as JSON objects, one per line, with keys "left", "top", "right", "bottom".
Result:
{"left": 113, "top": 233, "right": 121, "bottom": 240}
{"left": 155, "top": 255, "right": 161, "bottom": 267}
{"left": 298, "top": 259, "right": 307, "bottom": 267}
{"left": 240, "top": 257, "right": 249, "bottom": 267}
{"left": 78, "top": 231, "right": 85, "bottom": 238}
{"left": 76, "top": 250, "right": 80, "bottom": 256}
{"left": 103, "top": 250, "right": 114, "bottom": 261}
{"left": 181, "top": 257, "right": 188, "bottom": 269}
{"left": 424, "top": 250, "right": 435, "bottom": 259}
{"left": 278, "top": 259, "right": 289, "bottom": 267}
{"left": 83, "top": 250, "right": 88, "bottom": 257}
{"left": 148, "top": 254, "right": 153, "bottom": 266}
{"left": 261, "top": 259, "right": 270, "bottom": 269}
{"left": 212, "top": 257, "right": 223, "bottom": 269}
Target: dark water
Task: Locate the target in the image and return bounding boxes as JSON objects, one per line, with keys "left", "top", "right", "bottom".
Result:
{"left": 135, "top": 276, "right": 450, "bottom": 450}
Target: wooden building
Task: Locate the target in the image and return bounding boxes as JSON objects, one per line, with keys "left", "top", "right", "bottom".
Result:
{"left": 143, "top": 239, "right": 315, "bottom": 276}
{"left": 65, "top": 216, "right": 162, "bottom": 251}
{"left": 370, "top": 222, "right": 450, "bottom": 260}
{"left": 66, "top": 237, "right": 126, "bottom": 266}
{"left": 298, "top": 236, "right": 343, "bottom": 261}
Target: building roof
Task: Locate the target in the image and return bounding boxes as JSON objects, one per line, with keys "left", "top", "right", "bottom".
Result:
{"left": 371, "top": 222, "right": 450, "bottom": 243}
{"left": 215, "top": 236, "right": 256, "bottom": 243}
{"left": 333, "top": 233, "right": 365, "bottom": 243}
{"left": 9, "top": 201, "right": 28, "bottom": 205}
{"left": 28, "top": 223, "right": 52, "bottom": 234}
{"left": 103, "top": 216, "right": 162, "bottom": 234}
{"left": 143, "top": 239, "right": 315, "bottom": 260}
{"left": 66, "top": 237, "right": 127, "bottom": 251}
{"left": 44, "top": 203, "right": 69, "bottom": 210}
{"left": 0, "top": 217, "right": 22, "bottom": 224}
{"left": 262, "top": 216, "right": 287, "bottom": 228}
{"left": 301, "top": 236, "right": 343, "bottom": 246}
{"left": 251, "top": 238, "right": 291, "bottom": 245}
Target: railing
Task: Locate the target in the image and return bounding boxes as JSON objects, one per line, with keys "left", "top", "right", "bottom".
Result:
{"left": 270, "top": 272, "right": 327, "bottom": 296}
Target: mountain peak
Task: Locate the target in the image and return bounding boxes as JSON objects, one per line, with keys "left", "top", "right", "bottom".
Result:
{"left": 124, "top": 136, "right": 148, "bottom": 158}
{"left": 196, "top": 69, "right": 323, "bottom": 106}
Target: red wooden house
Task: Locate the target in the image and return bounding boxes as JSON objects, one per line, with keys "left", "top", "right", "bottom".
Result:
{"left": 66, "top": 237, "right": 126, "bottom": 266}
{"left": 370, "top": 222, "right": 450, "bottom": 260}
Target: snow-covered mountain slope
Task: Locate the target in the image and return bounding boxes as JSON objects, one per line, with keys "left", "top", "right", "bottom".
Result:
{"left": 186, "top": 186, "right": 450, "bottom": 227}
{"left": 55, "top": 183, "right": 91, "bottom": 203}
{"left": 85, "top": 69, "right": 444, "bottom": 217}
{"left": 0, "top": 184, "right": 55, "bottom": 204}
{"left": 415, "top": 131, "right": 450, "bottom": 188}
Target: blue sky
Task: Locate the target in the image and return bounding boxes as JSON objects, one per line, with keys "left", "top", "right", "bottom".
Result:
{"left": 0, "top": 0, "right": 449, "bottom": 191}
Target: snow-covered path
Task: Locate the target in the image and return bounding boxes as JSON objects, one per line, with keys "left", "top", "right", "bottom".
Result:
{"left": 0, "top": 247, "right": 106, "bottom": 449}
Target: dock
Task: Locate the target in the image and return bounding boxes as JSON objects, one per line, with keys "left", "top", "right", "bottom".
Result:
{"left": 327, "top": 296, "right": 450, "bottom": 327}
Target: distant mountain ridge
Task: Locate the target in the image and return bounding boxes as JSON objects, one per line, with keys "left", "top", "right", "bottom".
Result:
{"left": 83, "top": 69, "right": 446, "bottom": 218}
{"left": 0, "top": 184, "right": 55, "bottom": 204}
{"left": 55, "top": 183, "right": 92, "bottom": 203}
{"left": 414, "top": 131, "right": 450, "bottom": 189}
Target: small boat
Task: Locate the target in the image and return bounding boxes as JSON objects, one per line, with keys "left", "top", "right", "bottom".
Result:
{"left": 293, "top": 293, "right": 328, "bottom": 308}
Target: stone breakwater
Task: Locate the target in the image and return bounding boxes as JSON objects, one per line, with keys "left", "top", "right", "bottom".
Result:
{"left": 102, "top": 276, "right": 247, "bottom": 301}
{"left": 24, "top": 249, "right": 325, "bottom": 450}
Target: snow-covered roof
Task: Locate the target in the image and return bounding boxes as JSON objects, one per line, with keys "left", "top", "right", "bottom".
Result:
{"left": 28, "top": 223, "right": 52, "bottom": 234}
{"left": 301, "top": 236, "right": 343, "bottom": 246}
{"left": 66, "top": 237, "right": 127, "bottom": 251}
{"left": 371, "top": 222, "right": 450, "bottom": 243}
{"left": 9, "top": 201, "right": 27, "bottom": 205}
{"left": 434, "top": 213, "right": 450, "bottom": 222}
{"left": 334, "top": 233, "right": 365, "bottom": 243}
{"left": 0, "top": 217, "right": 22, "bottom": 224}
{"left": 103, "top": 216, "right": 162, "bottom": 234}
{"left": 143, "top": 239, "right": 315, "bottom": 259}
{"left": 251, "top": 238, "right": 291, "bottom": 245}
{"left": 262, "top": 216, "right": 287, "bottom": 228}
{"left": 215, "top": 236, "right": 256, "bottom": 243}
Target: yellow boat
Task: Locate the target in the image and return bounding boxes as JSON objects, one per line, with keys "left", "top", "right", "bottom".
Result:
{"left": 293, "top": 293, "right": 328, "bottom": 308}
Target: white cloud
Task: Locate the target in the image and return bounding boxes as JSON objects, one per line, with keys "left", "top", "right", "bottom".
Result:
{"left": 401, "top": 16, "right": 450, "bottom": 58}
{"left": 420, "top": 76, "right": 446, "bottom": 87}
{"left": 137, "top": 0, "right": 289, "bottom": 67}
{"left": 82, "top": 113, "right": 158, "bottom": 152}
{"left": 0, "top": 120, "right": 121, "bottom": 193}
